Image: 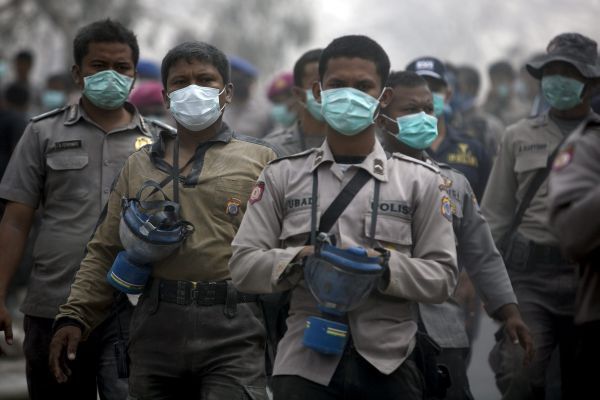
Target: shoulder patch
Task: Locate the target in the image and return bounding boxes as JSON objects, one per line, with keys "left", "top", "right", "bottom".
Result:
{"left": 144, "top": 118, "right": 176, "bottom": 135}
{"left": 552, "top": 144, "right": 574, "bottom": 171}
{"left": 30, "top": 106, "right": 69, "bottom": 122}
{"left": 267, "top": 147, "right": 317, "bottom": 165}
{"left": 392, "top": 152, "right": 440, "bottom": 173}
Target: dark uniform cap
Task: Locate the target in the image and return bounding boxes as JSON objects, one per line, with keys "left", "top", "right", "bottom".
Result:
{"left": 526, "top": 33, "right": 600, "bottom": 79}
{"left": 406, "top": 56, "right": 447, "bottom": 83}
{"left": 229, "top": 56, "right": 258, "bottom": 77}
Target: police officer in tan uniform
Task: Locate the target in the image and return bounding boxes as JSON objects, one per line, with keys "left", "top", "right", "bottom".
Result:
{"left": 229, "top": 35, "right": 457, "bottom": 400}
{"left": 481, "top": 33, "right": 600, "bottom": 399}
{"left": 378, "top": 70, "right": 533, "bottom": 400}
{"left": 0, "top": 20, "right": 156, "bottom": 400}
{"left": 49, "top": 41, "right": 277, "bottom": 399}
{"left": 548, "top": 116, "right": 600, "bottom": 399}
{"left": 263, "top": 49, "right": 327, "bottom": 156}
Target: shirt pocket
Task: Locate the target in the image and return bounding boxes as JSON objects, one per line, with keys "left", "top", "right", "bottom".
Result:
{"left": 280, "top": 209, "right": 312, "bottom": 245}
{"left": 45, "top": 150, "right": 90, "bottom": 200}
{"left": 364, "top": 214, "right": 412, "bottom": 252}
{"left": 214, "top": 177, "right": 255, "bottom": 224}
{"left": 514, "top": 152, "right": 548, "bottom": 195}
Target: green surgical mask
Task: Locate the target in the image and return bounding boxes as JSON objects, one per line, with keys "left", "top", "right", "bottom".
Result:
{"left": 83, "top": 70, "right": 133, "bottom": 110}
{"left": 541, "top": 75, "right": 585, "bottom": 111}
{"left": 271, "top": 103, "right": 297, "bottom": 127}
{"left": 305, "top": 90, "right": 324, "bottom": 121}
{"left": 432, "top": 92, "right": 445, "bottom": 117}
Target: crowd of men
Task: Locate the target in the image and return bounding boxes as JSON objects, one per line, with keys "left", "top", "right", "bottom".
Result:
{"left": 0, "top": 18, "right": 598, "bottom": 400}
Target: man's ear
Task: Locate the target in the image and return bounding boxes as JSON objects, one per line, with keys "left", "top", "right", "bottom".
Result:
{"left": 312, "top": 81, "right": 322, "bottom": 103}
{"left": 71, "top": 65, "right": 83, "bottom": 88}
{"left": 162, "top": 89, "right": 170, "bottom": 110}
{"left": 224, "top": 83, "right": 234, "bottom": 104}
{"left": 292, "top": 86, "right": 306, "bottom": 103}
{"left": 379, "top": 86, "right": 394, "bottom": 108}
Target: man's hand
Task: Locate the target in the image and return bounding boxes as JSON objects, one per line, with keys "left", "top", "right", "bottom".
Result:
{"left": 495, "top": 303, "right": 535, "bottom": 366}
{"left": 0, "top": 303, "right": 13, "bottom": 345}
{"left": 49, "top": 325, "right": 82, "bottom": 383}
{"left": 294, "top": 245, "right": 315, "bottom": 261}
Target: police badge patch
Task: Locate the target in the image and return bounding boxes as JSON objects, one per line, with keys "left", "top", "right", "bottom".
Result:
{"left": 225, "top": 197, "right": 242, "bottom": 216}
{"left": 249, "top": 182, "right": 265, "bottom": 205}
{"left": 552, "top": 145, "right": 574, "bottom": 171}
{"left": 134, "top": 136, "right": 153, "bottom": 151}
{"left": 441, "top": 195, "right": 453, "bottom": 222}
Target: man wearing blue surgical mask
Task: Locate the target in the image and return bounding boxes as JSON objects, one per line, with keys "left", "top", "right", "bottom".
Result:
{"left": 481, "top": 32, "right": 600, "bottom": 400}
{"left": 378, "top": 70, "right": 533, "bottom": 400}
{"left": 50, "top": 40, "right": 278, "bottom": 399}
{"left": 264, "top": 48, "right": 327, "bottom": 156}
{"left": 0, "top": 19, "right": 162, "bottom": 400}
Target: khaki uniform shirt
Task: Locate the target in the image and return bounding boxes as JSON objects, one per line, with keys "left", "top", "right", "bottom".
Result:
{"left": 548, "top": 116, "right": 600, "bottom": 324}
{"left": 229, "top": 139, "right": 458, "bottom": 385}
{"left": 57, "top": 125, "right": 277, "bottom": 335}
{"left": 0, "top": 102, "right": 155, "bottom": 318}
{"left": 481, "top": 112, "right": 592, "bottom": 245}
{"left": 263, "top": 121, "right": 325, "bottom": 157}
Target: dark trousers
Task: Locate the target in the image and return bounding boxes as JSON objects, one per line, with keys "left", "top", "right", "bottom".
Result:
{"left": 127, "top": 280, "right": 267, "bottom": 400}
{"left": 434, "top": 348, "right": 474, "bottom": 400}
{"left": 271, "top": 346, "right": 424, "bottom": 400}
{"left": 572, "top": 320, "right": 600, "bottom": 399}
{"left": 23, "top": 303, "right": 132, "bottom": 400}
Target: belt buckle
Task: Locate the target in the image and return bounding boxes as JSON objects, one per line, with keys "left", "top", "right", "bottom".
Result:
{"left": 192, "top": 281, "right": 218, "bottom": 306}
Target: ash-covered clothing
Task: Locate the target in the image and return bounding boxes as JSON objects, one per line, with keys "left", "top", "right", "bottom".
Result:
{"left": 56, "top": 124, "right": 278, "bottom": 336}
{"left": 0, "top": 102, "right": 155, "bottom": 319}
{"left": 229, "top": 138, "right": 457, "bottom": 386}
{"left": 263, "top": 121, "right": 325, "bottom": 156}
{"left": 418, "top": 160, "right": 516, "bottom": 349}
{"left": 548, "top": 115, "right": 600, "bottom": 325}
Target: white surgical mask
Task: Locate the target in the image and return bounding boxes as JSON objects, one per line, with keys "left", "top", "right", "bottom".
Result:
{"left": 168, "top": 84, "right": 226, "bottom": 131}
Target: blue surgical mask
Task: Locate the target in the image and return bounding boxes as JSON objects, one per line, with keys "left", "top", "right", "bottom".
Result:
{"left": 305, "top": 89, "right": 324, "bottom": 121}
{"left": 384, "top": 112, "right": 438, "bottom": 150}
{"left": 320, "top": 86, "right": 382, "bottom": 136}
{"left": 541, "top": 75, "right": 585, "bottom": 111}
{"left": 271, "top": 103, "right": 297, "bottom": 127}
{"left": 169, "top": 84, "right": 226, "bottom": 131}
{"left": 432, "top": 92, "right": 445, "bottom": 117}
{"left": 83, "top": 70, "right": 133, "bottom": 110}
{"left": 41, "top": 90, "right": 67, "bottom": 110}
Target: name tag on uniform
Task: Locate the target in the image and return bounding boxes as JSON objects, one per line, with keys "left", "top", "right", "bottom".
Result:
{"left": 51, "top": 140, "right": 82, "bottom": 151}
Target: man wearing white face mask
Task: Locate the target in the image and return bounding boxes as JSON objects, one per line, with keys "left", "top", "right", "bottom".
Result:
{"left": 0, "top": 19, "right": 160, "bottom": 400}
{"left": 49, "top": 41, "right": 278, "bottom": 399}
{"left": 229, "top": 35, "right": 458, "bottom": 400}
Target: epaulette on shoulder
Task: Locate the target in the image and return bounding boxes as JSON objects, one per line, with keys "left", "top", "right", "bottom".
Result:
{"left": 144, "top": 118, "right": 176, "bottom": 134}
{"left": 392, "top": 152, "right": 440, "bottom": 173}
{"left": 30, "top": 106, "right": 69, "bottom": 122}
{"left": 267, "top": 147, "right": 316, "bottom": 165}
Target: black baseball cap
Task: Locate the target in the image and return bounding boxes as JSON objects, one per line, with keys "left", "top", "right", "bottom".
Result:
{"left": 406, "top": 56, "right": 447, "bottom": 83}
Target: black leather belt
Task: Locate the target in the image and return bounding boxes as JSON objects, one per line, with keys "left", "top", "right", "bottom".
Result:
{"left": 158, "top": 279, "right": 257, "bottom": 306}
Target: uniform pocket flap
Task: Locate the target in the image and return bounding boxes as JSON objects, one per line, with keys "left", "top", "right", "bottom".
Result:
{"left": 46, "top": 153, "right": 89, "bottom": 171}
{"left": 364, "top": 214, "right": 412, "bottom": 246}
{"left": 514, "top": 153, "right": 547, "bottom": 173}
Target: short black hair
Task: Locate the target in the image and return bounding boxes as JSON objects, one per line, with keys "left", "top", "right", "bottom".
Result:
{"left": 457, "top": 65, "right": 480, "bottom": 94}
{"left": 73, "top": 19, "right": 139, "bottom": 67}
{"left": 4, "top": 82, "right": 29, "bottom": 107}
{"left": 386, "top": 70, "right": 429, "bottom": 89}
{"left": 293, "top": 48, "right": 322, "bottom": 87}
{"left": 15, "top": 50, "right": 33, "bottom": 64}
{"left": 319, "top": 35, "right": 390, "bottom": 87}
{"left": 161, "top": 41, "right": 230, "bottom": 88}
{"left": 488, "top": 60, "right": 515, "bottom": 79}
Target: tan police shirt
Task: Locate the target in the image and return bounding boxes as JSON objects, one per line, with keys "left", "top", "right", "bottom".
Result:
{"left": 481, "top": 112, "right": 594, "bottom": 245}
{"left": 229, "top": 138, "right": 458, "bottom": 385}
{"left": 57, "top": 125, "right": 278, "bottom": 336}
{"left": 0, "top": 102, "right": 154, "bottom": 319}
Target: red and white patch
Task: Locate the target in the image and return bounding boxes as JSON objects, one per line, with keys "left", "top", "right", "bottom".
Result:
{"left": 249, "top": 182, "right": 265, "bottom": 205}
{"left": 552, "top": 145, "right": 574, "bottom": 171}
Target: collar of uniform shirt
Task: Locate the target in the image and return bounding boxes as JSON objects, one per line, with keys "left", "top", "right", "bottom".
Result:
{"left": 310, "top": 138, "right": 389, "bottom": 182}
{"left": 64, "top": 101, "right": 146, "bottom": 134}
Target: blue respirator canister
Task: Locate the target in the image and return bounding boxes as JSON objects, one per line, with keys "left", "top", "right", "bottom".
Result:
{"left": 107, "top": 180, "right": 193, "bottom": 294}
{"left": 302, "top": 233, "right": 387, "bottom": 355}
